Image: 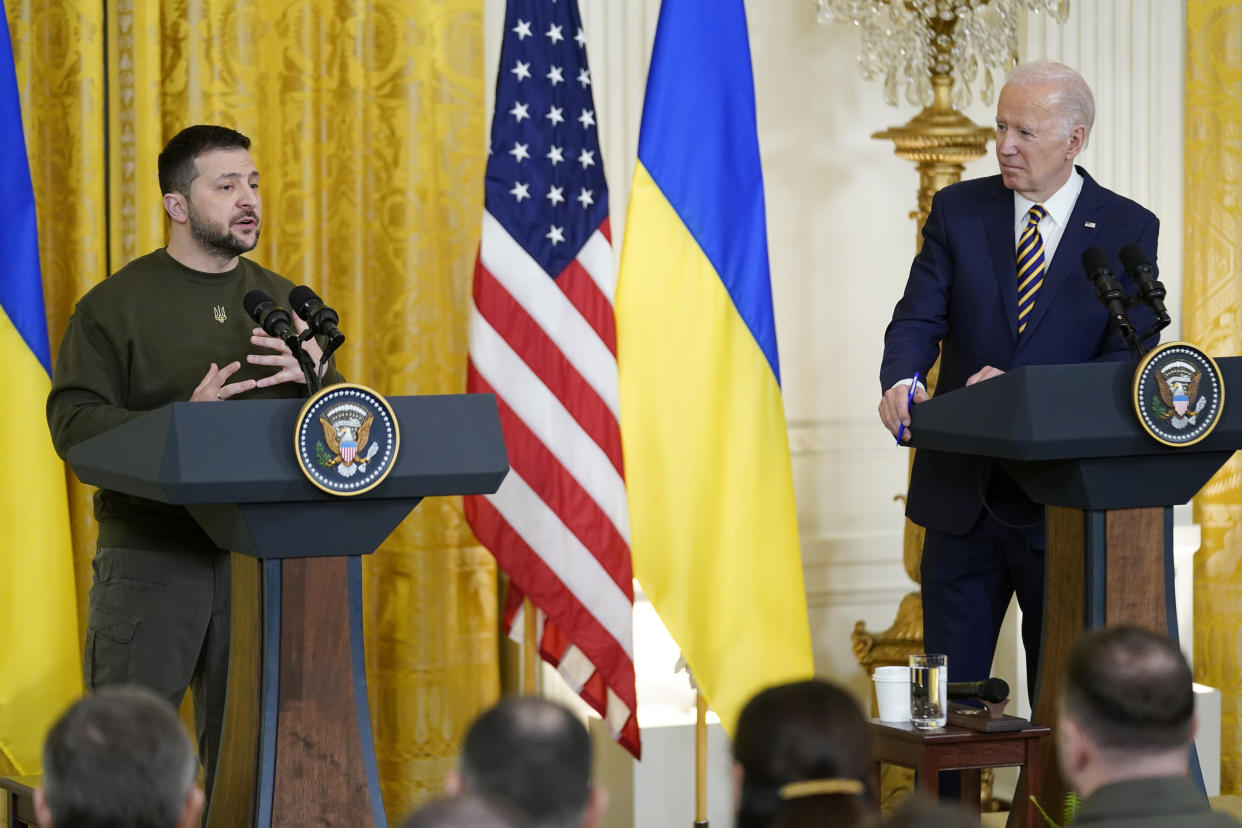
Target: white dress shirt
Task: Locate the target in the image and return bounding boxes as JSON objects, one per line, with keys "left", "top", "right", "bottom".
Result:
{"left": 1013, "top": 168, "right": 1084, "bottom": 267}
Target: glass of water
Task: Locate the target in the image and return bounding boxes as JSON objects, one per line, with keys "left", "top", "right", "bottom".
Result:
{"left": 909, "top": 653, "right": 948, "bottom": 730}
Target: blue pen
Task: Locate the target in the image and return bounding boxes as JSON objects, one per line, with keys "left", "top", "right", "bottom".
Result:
{"left": 896, "top": 372, "right": 920, "bottom": 446}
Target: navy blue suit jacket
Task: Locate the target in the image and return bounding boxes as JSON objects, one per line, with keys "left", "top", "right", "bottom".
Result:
{"left": 880, "top": 167, "right": 1160, "bottom": 536}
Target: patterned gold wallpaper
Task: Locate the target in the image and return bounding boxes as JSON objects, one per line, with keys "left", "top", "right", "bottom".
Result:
{"left": 7, "top": 0, "right": 496, "bottom": 816}
{"left": 1186, "top": 0, "right": 1242, "bottom": 797}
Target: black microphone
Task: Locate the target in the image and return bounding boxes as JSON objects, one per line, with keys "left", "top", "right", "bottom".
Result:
{"left": 243, "top": 290, "right": 300, "bottom": 350}
{"left": 288, "top": 285, "right": 346, "bottom": 353}
{"left": 1119, "top": 243, "right": 1170, "bottom": 323}
{"left": 1081, "top": 246, "right": 1136, "bottom": 337}
{"left": 946, "top": 678, "right": 1010, "bottom": 703}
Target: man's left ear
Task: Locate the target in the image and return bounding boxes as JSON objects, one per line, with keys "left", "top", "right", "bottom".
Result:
{"left": 1066, "top": 125, "right": 1087, "bottom": 159}
{"left": 1059, "top": 717, "right": 1091, "bottom": 776}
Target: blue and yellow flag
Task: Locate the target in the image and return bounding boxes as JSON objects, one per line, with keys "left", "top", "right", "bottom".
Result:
{"left": 0, "top": 7, "right": 82, "bottom": 774}
{"left": 616, "top": 0, "right": 814, "bottom": 734}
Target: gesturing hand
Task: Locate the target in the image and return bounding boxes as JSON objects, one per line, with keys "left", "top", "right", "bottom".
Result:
{"left": 247, "top": 315, "right": 326, "bottom": 388}
{"left": 190, "top": 361, "right": 258, "bottom": 402}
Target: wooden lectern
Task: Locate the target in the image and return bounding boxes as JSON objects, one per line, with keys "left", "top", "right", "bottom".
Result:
{"left": 907, "top": 358, "right": 1242, "bottom": 826}
{"left": 67, "top": 394, "right": 508, "bottom": 828}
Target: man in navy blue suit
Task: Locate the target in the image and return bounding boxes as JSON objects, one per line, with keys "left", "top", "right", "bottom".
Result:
{"left": 877, "top": 62, "right": 1159, "bottom": 699}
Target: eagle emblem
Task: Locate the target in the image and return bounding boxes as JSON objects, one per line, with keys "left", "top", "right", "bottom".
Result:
{"left": 294, "top": 383, "right": 400, "bottom": 495}
{"left": 1154, "top": 364, "right": 1207, "bottom": 429}
{"left": 317, "top": 406, "right": 380, "bottom": 477}
{"left": 1132, "top": 343, "right": 1224, "bottom": 448}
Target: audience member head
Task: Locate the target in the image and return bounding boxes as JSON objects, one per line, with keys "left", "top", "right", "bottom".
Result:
{"left": 880, "top": 794, "right": 984, "bottom": 828}
{"left": 732, "top": 678, "right": 874, "bottom": 828}
{"left": 1058, "top": 625, "right": 1196, "bottom": 797}
{"left": 453, "top": 697, "right": 605, "bottom": 828}
{"left": 35, "top": 685, "right": 203, "bottom": 828}
{"left": 401, "top": 794, "right": 528, "bottom": 828}
{"left": 157, "top": 124, "right": 252, "bottom": 197}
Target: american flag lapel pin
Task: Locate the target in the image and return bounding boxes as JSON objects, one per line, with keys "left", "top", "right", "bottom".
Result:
{"left": 1084, "top": 221, "right": 1097, "bottom": 228}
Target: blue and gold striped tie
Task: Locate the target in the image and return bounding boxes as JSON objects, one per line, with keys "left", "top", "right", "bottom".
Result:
{"left": 1016, "top": 205, "right": 1048, "bottom": 334}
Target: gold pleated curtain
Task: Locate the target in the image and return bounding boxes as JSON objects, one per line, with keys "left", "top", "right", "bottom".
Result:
{"left": 1186, "top": 0, "right": 1242, "bottom": 797}
{"left": 7, "top": 0, "right": 497, "bottom": 816}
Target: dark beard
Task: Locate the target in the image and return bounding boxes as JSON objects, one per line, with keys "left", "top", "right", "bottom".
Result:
{"left": 188, "top": 206, "right": 259, "bottom": 257}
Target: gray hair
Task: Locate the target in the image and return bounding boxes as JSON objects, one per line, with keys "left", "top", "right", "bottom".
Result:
{"left": 1005, "top": 61, "right": 1096, "bottom": 141}
{"left": 42, "top": 686, "right": 199, "bottom": 828}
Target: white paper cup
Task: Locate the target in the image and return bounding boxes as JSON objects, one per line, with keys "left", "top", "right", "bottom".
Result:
{"left": 873, "top": 666, "right": 910, "bottom": 722}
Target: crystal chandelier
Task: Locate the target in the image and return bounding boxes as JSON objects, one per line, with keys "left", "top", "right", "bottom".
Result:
{"left": 816, "top": 0, "right": 1070, "bottom": 111}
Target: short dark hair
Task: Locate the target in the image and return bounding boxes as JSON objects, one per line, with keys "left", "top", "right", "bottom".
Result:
{"left": 157, "top": 124, "right": 251, "bottom": 196}
{"left": 1063, "top": 626, "right": 1194, "bottom": 752}
{"left": 733, "top": 679, "right": 873, "bottom": 828}
{"left": 400, "top": 794, "right": 528, "bottom": 828}
{"left": 459, "top": 697, "right": 591, "bottom": 828}
{"left": 41, "top": 685, "right": 198, "bottom": 828}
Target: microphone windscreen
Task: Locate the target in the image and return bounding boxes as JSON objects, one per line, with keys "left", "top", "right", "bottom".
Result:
{"left": 243, "top": 290, "right": 273, "bottom": 322}
{"left": 979, "top": 677, "right": 1010, "bottom": 703}
{"left": 288, "top": 285, "right": 320, "bottom": 320}
{"left": 1119, "top": 243, "right": 1152, "bottom": 274}
{"left": 1080, "top": 246, "right": 1111, "bottom": 276}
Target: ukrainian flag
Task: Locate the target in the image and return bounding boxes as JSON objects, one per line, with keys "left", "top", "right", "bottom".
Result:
{"left": 616, "top": 0, "right": 813, "bottom": 734}
{"left": 0, "top": 7, "right": 82, "bottom": 774}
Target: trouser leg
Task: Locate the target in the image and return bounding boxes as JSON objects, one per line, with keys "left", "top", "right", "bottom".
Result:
{"left": 921, "top": 521, "right": 1014, "bottom": 685}
{"left": 84, "top": 546, "right": 221, "bottom": 792}
{"left": 190, "top": 551, "right": 231, "bottom": 805}
{"left": 921, "top": 517, "right": 1024, "bottom": 802}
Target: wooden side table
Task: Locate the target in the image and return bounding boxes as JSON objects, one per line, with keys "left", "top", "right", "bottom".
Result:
{"left": 869, "top": 719, "right": 1050, "bottom": 827}
{"left": 0, "top": 775, "right": 38, "bottom": 828}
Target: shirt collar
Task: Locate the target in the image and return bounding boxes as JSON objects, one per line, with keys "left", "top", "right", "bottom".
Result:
{"left": 1014, "top": 167, "right": 1084, "bottom": 228}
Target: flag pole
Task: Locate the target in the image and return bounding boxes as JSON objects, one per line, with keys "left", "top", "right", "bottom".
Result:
{"left": 695, "top": 690, "right": 708, "bottom": 827}
{"left": 522, "top": 596, "right": 538, "bottom": 695}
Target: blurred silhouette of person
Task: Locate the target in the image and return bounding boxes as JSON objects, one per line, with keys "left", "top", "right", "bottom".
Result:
{"left": 733, "top": 678, "right": 875, "bottom": 828}
{"left": 450, "top": 697, "right": 606, "bottom": 828}
{"left": 1058, "top": 626, "right": 1238, "bottom": 826}
{"left": 35, "top": 685, "right": 203, "bottom": 828}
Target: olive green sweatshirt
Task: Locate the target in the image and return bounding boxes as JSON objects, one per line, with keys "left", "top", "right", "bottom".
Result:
{"left": 47, "top": 248, "right": 344, "bottom": 553}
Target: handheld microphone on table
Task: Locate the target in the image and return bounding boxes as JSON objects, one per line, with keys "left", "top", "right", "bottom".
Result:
{"left": 289, "top": 285, "right": 346, "bottom": 364}
{"left": 946, "top": 677, "right": 1010, "bottom": 704}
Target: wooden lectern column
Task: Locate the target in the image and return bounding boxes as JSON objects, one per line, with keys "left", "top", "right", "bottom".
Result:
{"left": 1015, "top": 505, "right": 1172, "bottom": 827}
{"left": 208, "top": 554, "right": 385, "bottom": 828}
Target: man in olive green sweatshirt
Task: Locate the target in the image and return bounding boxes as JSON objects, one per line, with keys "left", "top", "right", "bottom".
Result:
{"left": 46, "top": 124, "right": 343, "bottom": 801}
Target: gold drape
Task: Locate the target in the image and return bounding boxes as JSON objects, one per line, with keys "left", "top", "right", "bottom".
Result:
{"left": 8, "top": 0, "right": 497, "bottom": 816}
{"left": 1186, "top": 0, "right": 1242, "bottom": 797}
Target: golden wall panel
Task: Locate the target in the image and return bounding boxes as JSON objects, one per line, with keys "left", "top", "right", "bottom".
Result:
{"left": 9, "top": 0, "right": 493, "bottom": 817}
{"left": 7, "top": 0, "right": 107, "bottom": 651}
{"left": 1186, "top": 0, "right": 1242, "bottom": 796}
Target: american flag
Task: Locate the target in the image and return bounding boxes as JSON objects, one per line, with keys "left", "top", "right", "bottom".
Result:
{"left": 464, "top": 0, "right": 639, "bottom": 758}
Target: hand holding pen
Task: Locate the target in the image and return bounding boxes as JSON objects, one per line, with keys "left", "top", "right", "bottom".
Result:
{"left": 895, "top": 372, "right": 919, "bottom": 445}
{"left": 877, "top": 372, "right": 929, "bottom": 444}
